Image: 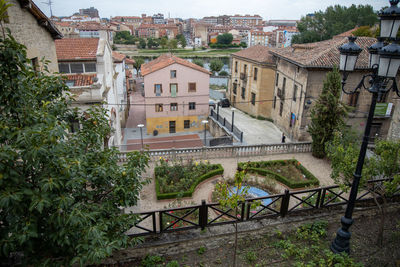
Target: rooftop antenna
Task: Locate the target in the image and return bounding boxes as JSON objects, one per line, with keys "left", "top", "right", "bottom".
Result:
{"left": 41, "top": 0, "right": 54, "bottom": 17}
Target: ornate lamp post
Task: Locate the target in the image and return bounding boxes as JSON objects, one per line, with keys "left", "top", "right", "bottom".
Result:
{"left": 331, "top": 0, "right": 400, "bottom": 254}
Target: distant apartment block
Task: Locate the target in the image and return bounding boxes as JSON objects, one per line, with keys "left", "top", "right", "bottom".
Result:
{"left": 230, "top": 15, "right": 262, "bottom": 27}
{"left": 141, "top": 54, "right": 211, "bottom": 135}
{"left": 79, "top": 7, "right": 99, "bottom": 18}
{"left": 152, "top": 13, "right": 165, "bottom": 24}
{"left": 247, "top": 30, "right": 270, "bottom": 47}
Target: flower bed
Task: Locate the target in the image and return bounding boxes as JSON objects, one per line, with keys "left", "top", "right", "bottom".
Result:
{"left": 238, "top": 159, "right": 319, "bottom": 189}
{"left": 155, "top": 158, "right": 224, "bottom": 200}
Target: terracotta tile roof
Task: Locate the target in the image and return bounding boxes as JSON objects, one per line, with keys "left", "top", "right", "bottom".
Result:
{"left": 141, "top": 54, "right": 212, "bottom": 76}
{"left": 55, "top": 38, "right": 99, "bottom": 61}
{"left": 125, "top": 58, "right": 135, "bottom": 64}
{"left": 112, "top": 51, "right": 126, "bottom": 62}
{"left": 77, "top": 22, "right": 109, "bottom": 31}
{"left": 334, "top": 27, "right": 359, "bottom": 38}
{"left": 271, "top": 36, "right": 376, "bottom": 69}
{"left": 232, "top": 45, "right": 275, "bottom": 64}
{"left": 63, "top": 74, "right": 97, "bottom": 86}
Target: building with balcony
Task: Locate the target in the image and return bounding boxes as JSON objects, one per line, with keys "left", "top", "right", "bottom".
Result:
{"left": 228, "top": 45, "right": 276, "bottom": 119}
{"left": 141, "top": 54, "right": 211, "bottom": 135}
{"left": 247, "top": 30, "right": 271, "bottom": 47}
{"left": 270, "top": 35, "right": 396, "bottom": 142}
{"left": 55, "top": 33, "right": 123, "bottom": 147}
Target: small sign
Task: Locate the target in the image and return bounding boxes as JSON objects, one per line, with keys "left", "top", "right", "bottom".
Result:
{"left": 374, "top": 103, "right": 393, "bottom": 117}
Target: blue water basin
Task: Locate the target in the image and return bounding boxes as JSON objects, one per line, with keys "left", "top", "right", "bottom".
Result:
{"left": 230, "top": 186, "right": 272, "bottom": 206}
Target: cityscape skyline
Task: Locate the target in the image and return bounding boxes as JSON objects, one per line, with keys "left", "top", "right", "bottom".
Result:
{"left": 34, "top": 0, "right": 387, "bottom": 20}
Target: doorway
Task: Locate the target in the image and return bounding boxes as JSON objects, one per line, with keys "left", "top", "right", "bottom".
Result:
{"left": 169, "top": 120, "right": 176, "bottom": 133}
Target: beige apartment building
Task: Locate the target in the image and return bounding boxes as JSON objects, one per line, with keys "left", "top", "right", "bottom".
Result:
{"left": 228, "top": 45, "right": 276, "bottom": 119}
{"left": 270, "top": 35, "right": 396, "bottom": 142}
{"left": 5, "top": 0, "right": 62, "bottom": 73}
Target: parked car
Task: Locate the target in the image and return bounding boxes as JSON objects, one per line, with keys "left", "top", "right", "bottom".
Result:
{"left": 218, "top": 98, "right": 230, "bottom": 108}
{"left": 209, "top": 100, "right": 216, "bottom": 109}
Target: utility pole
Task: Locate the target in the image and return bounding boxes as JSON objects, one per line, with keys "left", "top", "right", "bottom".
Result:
{"left": 41, "top": 0, "right": 54, "bottom": 17}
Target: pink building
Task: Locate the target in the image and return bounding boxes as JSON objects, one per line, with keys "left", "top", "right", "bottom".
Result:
{"left": 141, "top": 54, "right": 211, "bottom": 135}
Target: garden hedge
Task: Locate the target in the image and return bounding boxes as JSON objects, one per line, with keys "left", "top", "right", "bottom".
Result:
{"left": 238, "top": 160, "right": 319, "bottom": 189}
{"left": 155, "top": 164, "right": 224, "bottom": 200}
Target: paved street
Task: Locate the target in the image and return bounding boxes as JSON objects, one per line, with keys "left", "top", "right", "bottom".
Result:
{"left": 215, "top": 106, "right": 288, "bottom": 144}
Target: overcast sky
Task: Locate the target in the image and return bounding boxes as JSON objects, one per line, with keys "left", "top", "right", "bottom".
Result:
{"left": 34, "top": 0, "right": 388, "bottom": 20}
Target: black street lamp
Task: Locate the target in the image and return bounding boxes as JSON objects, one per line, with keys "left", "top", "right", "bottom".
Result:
{"left": 331, "top": 0, "right": 400, "bottom": 254}
{"left": 202, "top": 120, "right": 208, "bottom": 146}
{"left": 231, "top": 107, "right": 236, "bottom": 132}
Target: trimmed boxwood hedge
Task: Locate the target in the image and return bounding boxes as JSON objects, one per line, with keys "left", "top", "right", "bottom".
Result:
{"left": 238, "top": 160, "right": 319, "bottom": 189}
{"left": 155, "top": 164, "right": 224, "bottom": 200}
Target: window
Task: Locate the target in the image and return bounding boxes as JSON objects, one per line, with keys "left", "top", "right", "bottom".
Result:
{"left": 233, "top": 83, "right": 237, "bottom": 94}
{"left": 244, "top": 64, "right": 247, "bottom": 74}
{"left": 31, "top": 57, "right": 39, "bottom": 72}
{"left": 273, "top": 96, "right": 276, "bottom": 109}
{"left": 378, "top": 90, "right": 389, "bottom": 103}
{"left": 170, "top": 83, "right": 178, "bottom": 97}
{"left": 170, "top": 70, "right": 177, "bottom": 78}
{"left": 70, "top": 63, "right": 84, "bottom": 73}
{"left": 170, "top": 103, "right": 178, "bottom": 111}
{"left": 188, "top": 82, "right": 196, "bottom": 92}
{"left": 59, "top": 63, "right": 70, "bottom": 73}
{"left": 254, "top": 67, "right": 258, "bottom": 81}
{"left": 275, "top": 73, "right": 279, "bottom": 86}
{"left": 348, "top": 91, "right": 359, "bottom": 107}
{"left": 189, "top": 102, "right": 196, "bottom": 110}
{"left": 251, "top": 93, "right": 256, "bottom": 105}
{"left": 282, "top": 77, "right": 286, "bottom": 90}
{"left": 154, "top": 84, "right": 162, "bottom": 96}
{"left": 155, "top": 104, "right": 163, "bottom": 112}
{"left": 241, "top": 87, "right": 245, "bottom": 99}
{"left": 184, "top": 120, "right": 190, "bottom": 129}
{"left": 235, "top": 61, "right": 238, "bottom": 73}
{"left": 279, "top": 101, "right": 283, "bottom": 116}
{"left": 84, "top": 63, "right": 96, "bottom": 72}
{"left": 293, "top": 85, "right": 298, "bottom": 102}
{"left": 58, "top": 62, "right": 96, "bottom": 74}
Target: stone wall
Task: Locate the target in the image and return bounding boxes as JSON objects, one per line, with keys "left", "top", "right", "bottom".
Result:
{"left": 5, "top": 0, "right": 59, "bottom": 73}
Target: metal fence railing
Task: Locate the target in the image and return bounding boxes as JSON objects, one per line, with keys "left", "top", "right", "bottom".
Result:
{"left": 127, "top": 178, "right": 400, "bottom": 237}
{"left": 210, "top": 109, "right": 243, "bottom": 142}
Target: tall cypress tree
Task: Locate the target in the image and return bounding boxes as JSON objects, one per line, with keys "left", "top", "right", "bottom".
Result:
{"left": 308, "top": 66, "right": 347, "bottom": 158}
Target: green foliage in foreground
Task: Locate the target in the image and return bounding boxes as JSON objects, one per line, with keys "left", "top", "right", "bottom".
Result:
{"left": 0, "top": 33, "right": 149, "bottom": 265}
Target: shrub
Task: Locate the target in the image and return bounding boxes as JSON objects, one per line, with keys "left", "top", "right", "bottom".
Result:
{"left": 155, "top": 159, "right": 224, "bottom": 200}
{"left": 238, "top": 160, "right": 319, "bottom": 189}
{"left": 218, "top": 70, "right": 229, "bottom": 76}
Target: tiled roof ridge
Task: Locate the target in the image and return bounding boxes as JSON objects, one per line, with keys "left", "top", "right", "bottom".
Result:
{"left": 141, "top": 53, "right": 211, "bottom": 76}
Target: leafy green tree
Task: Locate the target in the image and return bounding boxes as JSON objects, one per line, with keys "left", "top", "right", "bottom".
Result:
{"left": 352, "top": 25, "right": 376, "bottom": 37}
{"left": 209, "top": 59, "right": 224, "bottom": 75}
{"left": 114, "top": 31, "right": 136, "bottom": 45}
{"left": 219, "top": 70, "right": 229, "bottom": 76}
{"left": 326, "top": 131, "right": 400, "bottom": 246}
{"left": 308, "top": 67, "right": 347, "bottom": 158}
{"left": 176, "top": 34, "right": 187, "bottom": 48}
{"left": 133, "top": 57, "right": 145, "bottom": 77}
{"left": 168, "top": 39, "right": 178, "bottom": 50}
{"left": 138, "top": 38, "right": 146, "bottom": 49}
{"left": 0, "top": 33, "right": 149, "bottom": 265}
{"left": 217, "top": 33, "right": 233, "bottom": 45}
{"left": 292, "top": 4, "right": 378, "bottom": 44}
{"left": 192, "top": 59, "right": 204, "bottom": 67}
{"left": 147, "top": 37, "right": 158, "bottom": 49}
{"left": 160, "top": 37, "right": 168, "bottom": 49}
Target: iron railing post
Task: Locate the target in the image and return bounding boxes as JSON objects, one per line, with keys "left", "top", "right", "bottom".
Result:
{"left": 199, "top": 200, "right": 208, "bottom": 230}
{"left": 280, "top": 189, "right": 290, "bottom": 217}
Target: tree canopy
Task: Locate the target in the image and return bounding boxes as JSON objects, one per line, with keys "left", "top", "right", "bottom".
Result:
{"left": 0, "top": 33, "right": 149, "bottom": 265}
{"left": 217, "top": 33, "right": 233, "bottom": 45}
{"left": 308, "top": 67, "right": 347, "bottom": 158}
{"left": 209, "top": 59, "right": 224, "bottom": 74}
{"left": 292, "top": 4, "right": 378, "bottom": 44}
